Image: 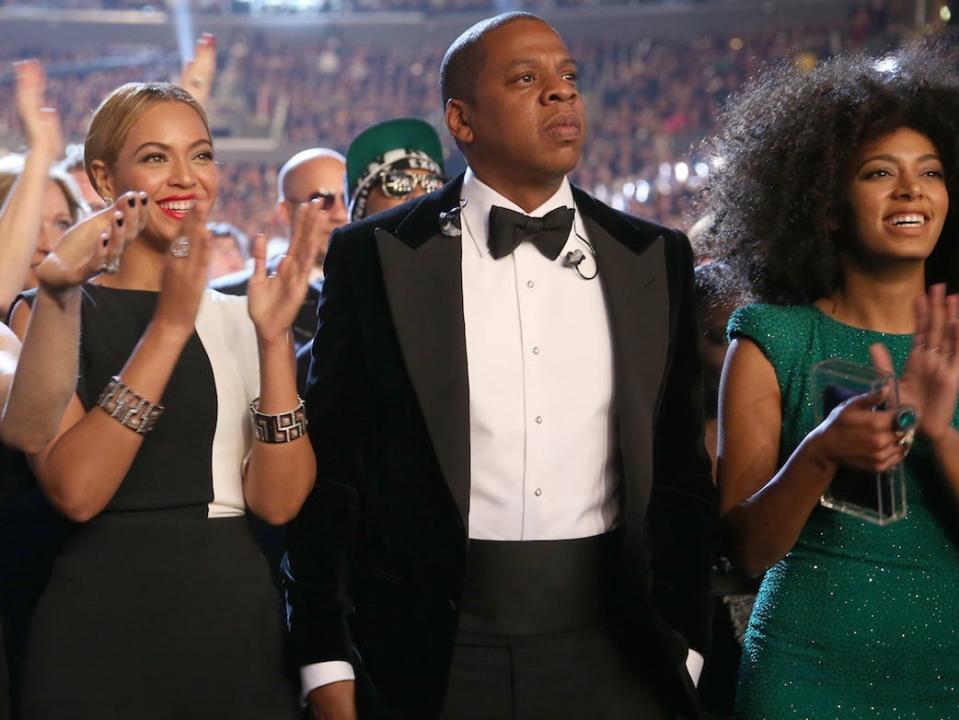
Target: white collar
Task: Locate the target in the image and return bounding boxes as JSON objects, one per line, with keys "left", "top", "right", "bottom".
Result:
{"left": 460, "top": 168, "right": 578, "bottom": 258}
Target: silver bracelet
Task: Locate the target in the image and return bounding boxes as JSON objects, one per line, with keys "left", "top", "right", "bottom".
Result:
{"left": 250, "top": 397, "right": 307, "bottom": 443}
{"left": 96, "top": 375, "right": 165, "bottom": 434}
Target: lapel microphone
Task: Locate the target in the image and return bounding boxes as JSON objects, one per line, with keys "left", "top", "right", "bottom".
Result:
{"left": 563, "top": 232, "right": 598, "bottom": 280}
{"left": 439, "top": 200, "right": 467, "bottom": 237}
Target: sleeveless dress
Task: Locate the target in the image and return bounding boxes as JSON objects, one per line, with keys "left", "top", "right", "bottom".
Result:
{"left": 18, "top": 285, "right": 298, "bottom": 719}
{"left": 729, "top": 304, "right": 959, "bottom": 719}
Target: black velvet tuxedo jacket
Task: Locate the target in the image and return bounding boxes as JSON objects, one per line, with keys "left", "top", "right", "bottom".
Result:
{"left": 285, "top": 175, "right": 717, "bottom": 719}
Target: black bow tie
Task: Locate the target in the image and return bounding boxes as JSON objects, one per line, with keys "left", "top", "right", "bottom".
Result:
{"left": 487, "top": 205, "right": 575, "bottom": 261}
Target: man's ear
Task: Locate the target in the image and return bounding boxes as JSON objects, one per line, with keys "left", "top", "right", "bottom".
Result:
{"left": 446, "top": 99, "right": 474, "bottom": 146}
{"left": 276, "top": 199, "right": 292, "bottom": 229}
{"left": 89, "top": 159, "right": 115, "bottom": 202}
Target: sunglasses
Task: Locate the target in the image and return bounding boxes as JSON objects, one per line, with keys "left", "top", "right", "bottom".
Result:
{"left": 380, "top": 171, "right": 446, "bottom": 199}
{"left": 290, "top": 189, "right": 344, "bottom": 211}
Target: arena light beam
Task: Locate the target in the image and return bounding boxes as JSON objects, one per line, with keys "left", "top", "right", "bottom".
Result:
{"left": 171, "top": 0, "right": 195, "bottom": 68}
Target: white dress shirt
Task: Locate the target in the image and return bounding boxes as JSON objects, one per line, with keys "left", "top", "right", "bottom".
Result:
{"left": 460, "top": 170, "right": 619, "bottom": 540}
{"left": 300, "top": 170, "right": 701, "bottom": 697}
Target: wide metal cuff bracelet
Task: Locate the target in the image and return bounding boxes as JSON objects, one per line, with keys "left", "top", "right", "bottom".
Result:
{"left": 96, "top": 375, "right": 165, "bottom": 434}
{"left": 250, "top": 397, "right": 307, "bottom": 443}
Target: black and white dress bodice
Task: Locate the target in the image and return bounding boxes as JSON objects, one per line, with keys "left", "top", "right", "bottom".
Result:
{"left": 76, "top": 285, "right": 259, "bottom": 517}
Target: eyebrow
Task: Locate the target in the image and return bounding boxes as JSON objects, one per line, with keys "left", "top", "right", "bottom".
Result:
{"left": 860, "top": 152, "right": 941, "bottom": 166}
{"left": 132, "top": 138, "right": 212, "bottom": 155}
{"left": 504, "top": 57, "right": 578, "bottom": 72}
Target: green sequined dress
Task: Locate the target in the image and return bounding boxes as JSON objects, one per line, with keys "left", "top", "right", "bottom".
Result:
{"left": 729, "top": 304, "right": 959, "bottom": 720}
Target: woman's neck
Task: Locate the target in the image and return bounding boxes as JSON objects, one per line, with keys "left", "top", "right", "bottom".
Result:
{"left": 817, "top": 261, "right": 926, "bottom": 334}
{"left": 93, "top": 237, "right": 165, "bottom": 291}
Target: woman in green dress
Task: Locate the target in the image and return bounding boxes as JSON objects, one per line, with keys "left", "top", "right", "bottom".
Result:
{"left": 704, "top": 42, "right": 959, "bottom": 718}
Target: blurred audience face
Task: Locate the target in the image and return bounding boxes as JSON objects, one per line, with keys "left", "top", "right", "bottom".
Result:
{"left": 364, "top": 167, "right": 445, "bottom": 217}
{"left": 92, "top": 101, "right": 218, "bottom": 251}
{"left": 23, "top": 181, "right": 74, "bottom": 290}
{"left": 278, "top": 154, "right": 348, "bottom": 265}
{"left": 207, "top": 230, "right": 247, "bottom": 280}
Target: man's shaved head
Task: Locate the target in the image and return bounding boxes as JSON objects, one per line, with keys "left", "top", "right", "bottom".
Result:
{"left": 276, "top": 147, "right": 345, "bottom": 203}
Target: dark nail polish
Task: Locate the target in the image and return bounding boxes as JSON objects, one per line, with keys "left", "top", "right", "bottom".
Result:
{"left": 117, "top": 218, "right": 124, "bottom": 227}
{"left": 128, "top": 197, "right": 136, "bottom": 208}
{"left": 102, "top": 236, "right": 109, "bottom": 248}
{"left": 141, "top": 197, "right": 148, "bottom": 205}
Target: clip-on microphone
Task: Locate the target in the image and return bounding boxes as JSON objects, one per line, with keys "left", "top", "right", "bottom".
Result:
{"left": 563, "top": 233, "right": 598, "bottom": 280}
{"left": 439, "top": 200, "right": 467, "bottom": 237}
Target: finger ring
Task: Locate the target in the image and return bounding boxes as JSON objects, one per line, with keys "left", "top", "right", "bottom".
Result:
{"left": 893, "top": 406, "right": 919, "bottom": 432}
{"left": 170, "top": 236, "right": 191, "bottom": 258}
{"left": 100, "top": 256, "right": 120, "bottom": 275}
{"left": 897, "top": 427, "right": 916, "bottom": 457}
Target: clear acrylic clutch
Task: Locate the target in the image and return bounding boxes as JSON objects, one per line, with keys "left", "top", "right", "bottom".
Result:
{"left": 810, "top": 358, "right": 908, "bottom": 526}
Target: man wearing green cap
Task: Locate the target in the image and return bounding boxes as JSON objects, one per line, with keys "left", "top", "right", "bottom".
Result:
{"left": 291, "top": 120, "right": 447, "bottom": 388}
{"left": 345, "top": 117, "right": 447, "bottom": 222}
{"left": 287, "top": 12, "right": 714, "bottom": 720}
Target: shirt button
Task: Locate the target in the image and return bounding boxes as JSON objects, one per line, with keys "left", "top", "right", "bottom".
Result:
{"left": 532, "top": 346, "right": 540, "bottom": 355}
{"left": 534, "top": 488, "right": 543, "bottom": 497}
{"left": 527, "top": 280, "right": 535, "bottom": 288}
{"left": 535, "top": 416, "right": 543, "bottom": 424}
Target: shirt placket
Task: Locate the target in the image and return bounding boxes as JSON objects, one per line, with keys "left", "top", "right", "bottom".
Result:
{"left": 512, "top": 244, "right": 551, "bottom": 539}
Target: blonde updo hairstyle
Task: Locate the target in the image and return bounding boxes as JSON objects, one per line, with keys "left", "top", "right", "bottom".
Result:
{"left": 84, "top": 82, "right": 211, "bottom": 201}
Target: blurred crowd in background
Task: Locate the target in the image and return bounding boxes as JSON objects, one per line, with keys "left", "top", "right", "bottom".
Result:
{"left": 0, "top": 0, "right": 905, "bottom": 259}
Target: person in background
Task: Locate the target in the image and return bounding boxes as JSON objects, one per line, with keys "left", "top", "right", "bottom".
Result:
{"left": 345, "top": 117, "right": 447, "bottom": 222}
{"left": 214, "top": 147, "right": 348, "bottom": 351}
{"left": 0, "top": 60, "right": 85, "bottom": 317}
{"left": 706, "top": 41, "right": 959, "bottom": 717}
{"left": 0, "top": 59, "right": 91, "bottom": 717}
{"left": 207, "top": 221, "right": 249, "bottom": 280}
{"left": 292, "top": 118, "right": 448, "bottom": 389}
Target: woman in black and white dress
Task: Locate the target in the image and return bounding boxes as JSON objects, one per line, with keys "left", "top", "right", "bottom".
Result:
{"left": 9, "top": 82, "right": 328, "bottom": 719}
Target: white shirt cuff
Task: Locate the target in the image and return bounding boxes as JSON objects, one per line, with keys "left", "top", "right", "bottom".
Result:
{"left": 300, "top": 661, "right": 355, "bottom": 702}
{"left": 685, "top": 648, "right": 704, "bottom": 687}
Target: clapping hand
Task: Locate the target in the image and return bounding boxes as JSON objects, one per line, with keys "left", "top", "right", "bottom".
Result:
{"left": 153, "top": 212, "right": 212, "bottom": 338}
{"left": 14, "top": 59, "right": 62, "bottom": 162}
{"left": 33, "top": 192, "right": 148, "bottom": 294}
{"left": 247, "top": 199, "right": 326, "bottom": 344}
{"left": 179, "top": 33, "right": 216, "bottom": 105}
{"left": 870, "top": 283, "right": 959, "bottom": 445}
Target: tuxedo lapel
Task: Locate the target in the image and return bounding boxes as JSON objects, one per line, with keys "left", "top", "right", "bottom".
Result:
{"left": 574, "top": 188, "right": 669, "bottom": 528}
{"left": 376, "top": 178, "right": 471, "bottom": 525}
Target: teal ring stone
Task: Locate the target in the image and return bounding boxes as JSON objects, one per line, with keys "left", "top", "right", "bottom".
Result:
{"left": 894, "top": 406, "right": 919, "bottom": 432}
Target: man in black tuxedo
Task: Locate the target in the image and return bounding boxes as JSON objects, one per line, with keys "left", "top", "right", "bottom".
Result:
{"left": 212, "top": 147, "right": 348, "bottom": 352}
{"left": 286, "top": 12, "right": 716, "bottom": 720}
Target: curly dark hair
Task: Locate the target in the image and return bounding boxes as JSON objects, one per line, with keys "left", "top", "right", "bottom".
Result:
{"left": 699, "top": 38, "right": 959, "bottom": 305}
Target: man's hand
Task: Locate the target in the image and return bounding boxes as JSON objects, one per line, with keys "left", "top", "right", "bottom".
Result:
{"left": 308, "top": 680, "right": 357, "bottom": 720}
